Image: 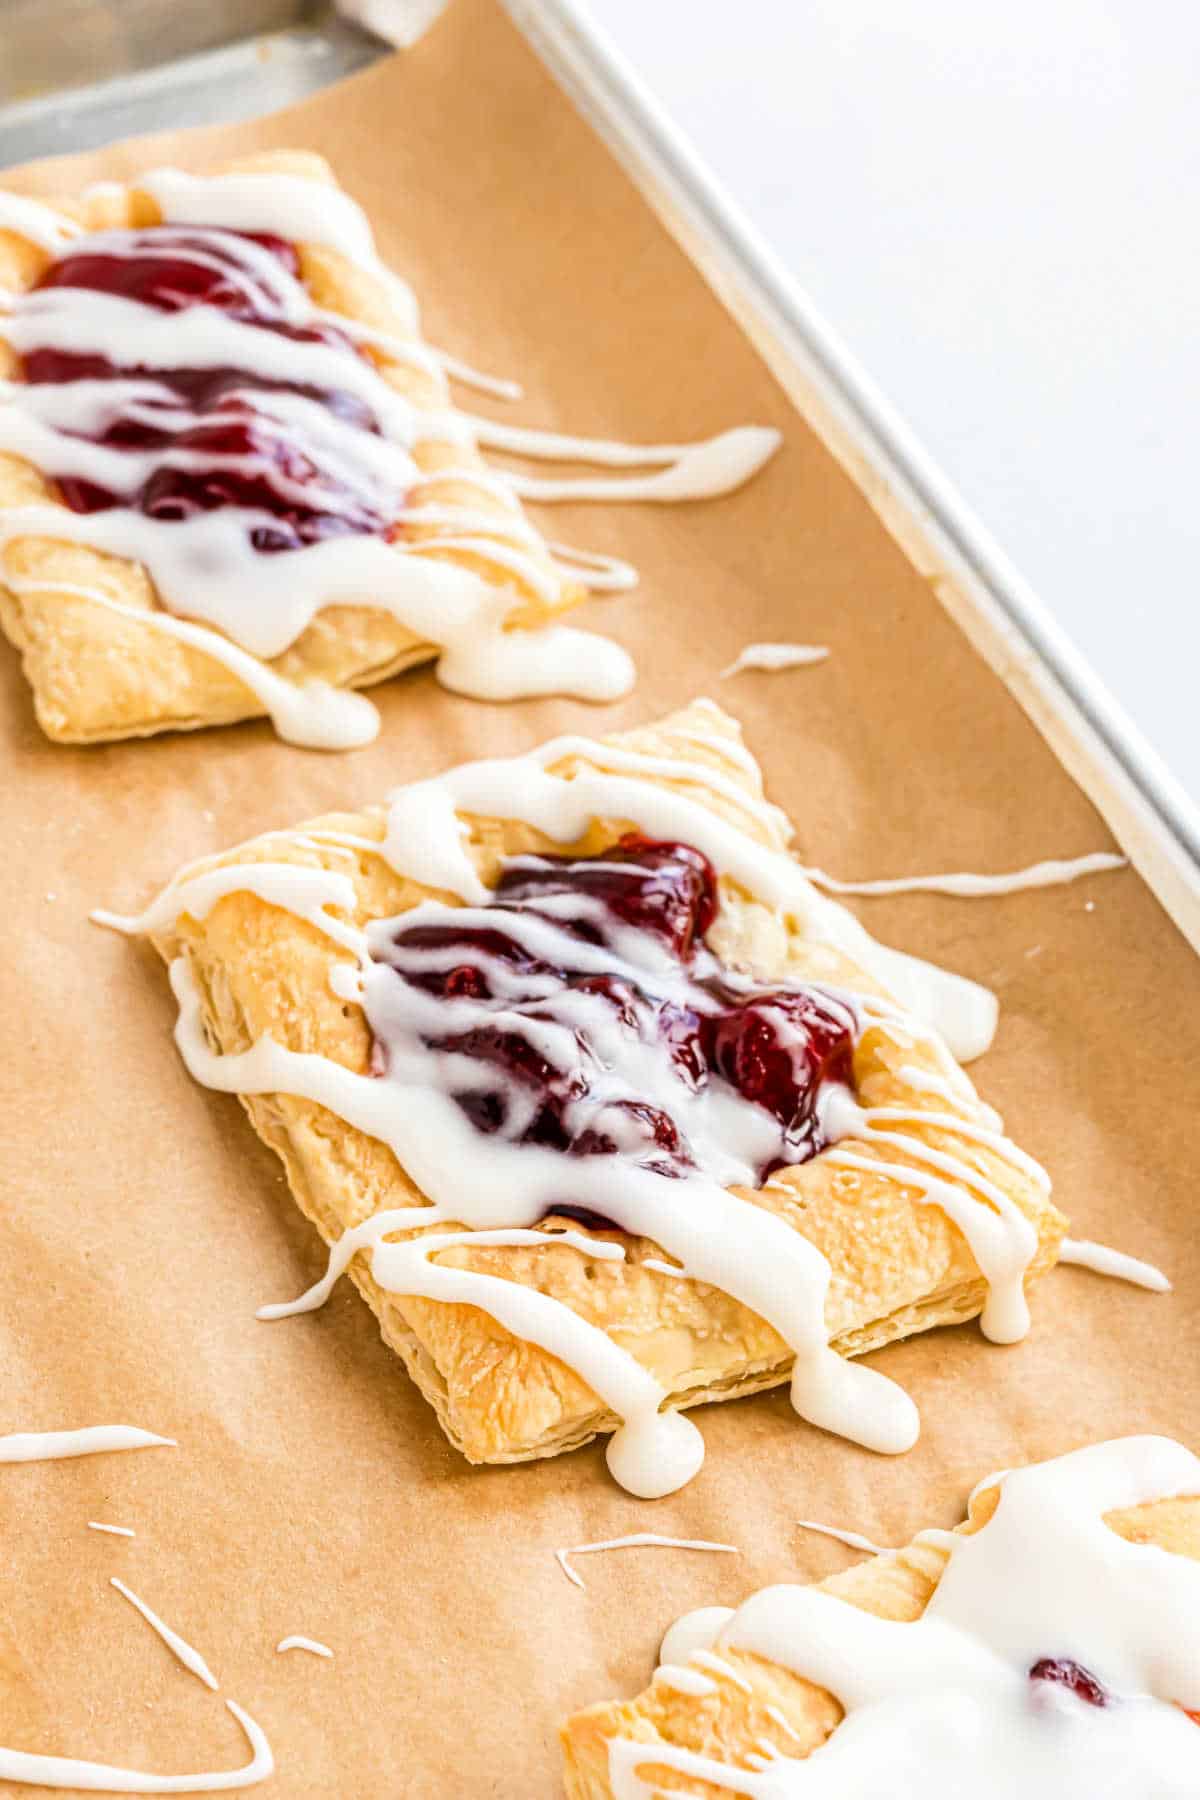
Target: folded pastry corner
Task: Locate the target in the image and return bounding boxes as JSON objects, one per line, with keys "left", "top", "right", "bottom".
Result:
{"left": 560, "top": 1435, "right": 1200, "bottom": 1798}
{"left": 117, "top": 698, "right": 1065, "bottom": 1490}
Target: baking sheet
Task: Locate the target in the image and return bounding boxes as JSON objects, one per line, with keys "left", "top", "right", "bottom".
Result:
{"left": 1, "top": 1, "right": 1198, "bottom": 1793}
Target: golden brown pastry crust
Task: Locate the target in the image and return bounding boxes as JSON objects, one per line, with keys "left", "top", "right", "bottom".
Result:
{"left": 558, "top": 1483, "right": 1200, "bottom": 1799}
{"left": 0, "top": 150, "right": 583, "bottom": 743}
{"left": 152, "top": 699, "right": 1065, "bottom": 1466}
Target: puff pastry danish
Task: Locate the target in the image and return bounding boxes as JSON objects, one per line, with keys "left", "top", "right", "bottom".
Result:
{"left": 0, "top": 155, "right": 774, "bottom": 746}
{"left": 106, "top": 700, "right": 1065, "bottom": 1493}
{"left": 560, "top": 1435, "right": 1200, "bottom": 1798}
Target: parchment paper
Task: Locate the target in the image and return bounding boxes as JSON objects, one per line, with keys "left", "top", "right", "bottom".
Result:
{"left": 1, "top": 3, "right": 1197, "bottom": 1794}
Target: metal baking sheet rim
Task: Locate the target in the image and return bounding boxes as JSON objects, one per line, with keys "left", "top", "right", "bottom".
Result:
{"left": 0, "top": 0, "right": 1195, "bottom": 950}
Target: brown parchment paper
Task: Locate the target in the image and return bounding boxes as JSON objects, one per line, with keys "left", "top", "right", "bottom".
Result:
{"left": 0, "top": 3, "right": 1197, "bottom": 1794}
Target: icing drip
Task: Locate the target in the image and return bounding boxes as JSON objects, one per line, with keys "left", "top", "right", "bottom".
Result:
{"left": 796, "top": 1521, "right": 889, "bottom": 1556}
{"left": 554, "top": 1534, "right": 739, "bottom": 1591}
{"left": 87, "top": 1522, "right": 135, "bottom": 1538}
{"left": 721, "top": 643, "right": 830, "bottom": 678}
{"left": 111, "top": 1578, "right": 219, "bottom": 1691}
{"left": 0, "top": 1701, "right": 272, "bottom": 1793}
{"left": 819, "top": 1089, "right": 1041, "bottom": 1346}
{"left": 1059, "top": 1238, "right": 1172, "bottom": 1292}
{"left": 0, "top": 1425, "right": 174, "bottom": 1462}
{"left": 276, "top": 1636, "right": 333, "bottom": 1658}
{"left": 616, "top": 1437, "right": 1200, "bottom": 1798}
{"left": 692, "top": 1650, "right": 755, "bottom": 1694}
{"left": 0, "top": 172, "right": 783, "bottom": 743}
{"left": 546, "top": 540, "right": 639, "bottom": 594}
{"left": 430, "top": 349, "right": 521, "bottom": 399}
{"left": 472, "top": 420, "right": 782, "bottom": 504}
{"left": 801, "top": 850, "right": 1127, "bottom": 899}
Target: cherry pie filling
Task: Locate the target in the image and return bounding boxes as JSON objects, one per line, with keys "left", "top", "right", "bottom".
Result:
{"left": 368, "top": 836, "right": 857, "bottom": 1230}
{"left": 23, "top": 226, "right": 398, "bottom": 553}
{"left": 1029, "top": 1659, "right": 1110, "bottom": 1708}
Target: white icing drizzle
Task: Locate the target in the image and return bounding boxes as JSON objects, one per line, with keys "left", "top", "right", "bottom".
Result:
{"left": 0, "top": 1425, "right": 174, "bottom": 1462}
{"left": 659, "top": 1606, "right": 736, "bottom": 1668}
{"left": 721, "top": 643, "right": 830, "bottom": 679}
{"left": 431, "top": 349, "right": 521, "bottom": 400}
{"left": 275, "top": 1636, "right": 333, "bottom": 1659}
{"left": 0, "top": 1700, "right": 272, "bottom": 1793}
{"left": 0, "top": 505, "right": 635, "bottom": 725}
{"left": 94, "top": 862, "right": 363, "bottom": 948}
{"left": 615, "top": 1437, "right": 1200, "bottom": 1798}
{"left": 140, "top": 168, "right": 405, "bottom": 310}
{"left": 895, "top": 1061, "right": 993, "bottom": 1119}
{"left": 0, "top": 174, "right": 782, "bottom": 742}
{"left": 1059, "top": 1237, "right": 1172, "bottom": 1293}
{"left": 766, "top": 1705, "right": 806, "bottom": 1748}
{"left": 796, "top": 1521, "right": 890, "bottom": 1556}
{"left": 0, "top": 192, "right": 81, "bottom": 252}
{"left": 474, "top": 421, "right": 782, "bottom": 504}
{"left": 546, "top": 540, "right": 639, "bottom": 594}
{"left": 554, "top": 1534, "right": 739, "bottom": 1591}
{"left": 691, "top": 1650, "right": 754, "bottom": 1694}
{"left": 651, "top": 1664, "right": 718, "bottom": 1698}
{"left": 801, "top": 850, "right": 1127, "bottom": 899}
{"left": 377, "top": 738, "right": 1000, "bottom": 1062}
{"left": 111, "top": 1578, "right": 219, "bottom": 1692}
{"left": 87, "top": 1522, "right": 135, "bottom": 1538}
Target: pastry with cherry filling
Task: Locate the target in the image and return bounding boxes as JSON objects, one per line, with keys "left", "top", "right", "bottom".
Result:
{"left": 0, "top": 150, "right": 594, "bottom": 744}
{"left": 112, "top": 700, "right": 1064, "bottom": 1486}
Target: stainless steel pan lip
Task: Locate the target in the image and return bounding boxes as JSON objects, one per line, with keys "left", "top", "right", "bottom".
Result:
{"left": 0, "top": 13, "right": 380, "bottom": 166}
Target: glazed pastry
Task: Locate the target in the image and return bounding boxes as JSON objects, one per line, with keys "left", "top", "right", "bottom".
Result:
{"left": 102, "top": 700, "right": 1064, "bottom": 1494}
{"left": 560, "top": 1435, "right": 1200, "bottom": 1798}
{"left": 0, "top": 154, "right": 779, "bottom": 747}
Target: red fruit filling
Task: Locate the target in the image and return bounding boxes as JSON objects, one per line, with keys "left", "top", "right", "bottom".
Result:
{"left": 1029, "top": 1659, "right": 1110, "bottom": 1708}
{"left": 369, "top": 835, "right": 857, "bottom": 1222}
{"left": 24, "top": 226, "right": 395, "bottom": 552}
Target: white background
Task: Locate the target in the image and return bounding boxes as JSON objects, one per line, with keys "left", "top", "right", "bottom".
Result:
{"left": 582, "top": 0, "right": 1200, "bottom": 801}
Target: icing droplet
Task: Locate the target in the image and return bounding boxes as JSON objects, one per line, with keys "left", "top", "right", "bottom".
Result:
{"left": 1059, "top": 1238, "right": 1171, "bottom": 1292}
{"left": 276, "top": 1636, "right": 333, "bottom": 1659}
{"left": 721, "top": 642, "right": 829, "bottom": 679}
{"left": 606, "top": 1410, "right": 706, "bottom": 1500}
{"left": 111, "top": 1579, "right": 220, "bottom": 1691}
{"left": 554, "top": 1534, "right": 738, "bottom": 1591}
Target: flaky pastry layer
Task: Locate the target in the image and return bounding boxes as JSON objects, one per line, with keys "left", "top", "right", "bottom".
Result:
{"left": 152, "top": 700, "right": 1064, "bottom": 1466}
{"left": 558, "top": 1480, "right": 1200, "bottom": 1799}
{"left": 0, "top": 149, "right": 582, "bottom": 742}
